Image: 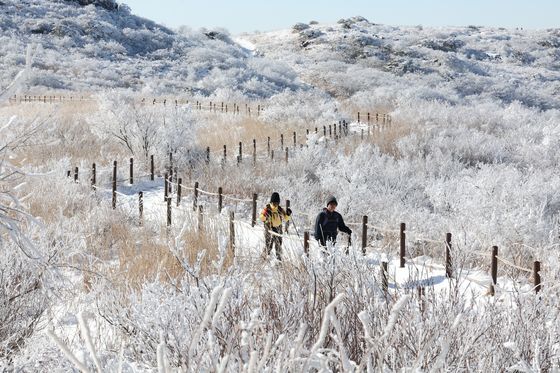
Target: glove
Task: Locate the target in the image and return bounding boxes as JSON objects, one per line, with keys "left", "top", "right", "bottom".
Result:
{"left": 286, "top": 208, "right": 292, "bottom": 216}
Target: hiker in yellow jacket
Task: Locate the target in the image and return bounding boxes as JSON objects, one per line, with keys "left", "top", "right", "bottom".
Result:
{"left": 260, "top": 192, "right": 291, "bottom": 260}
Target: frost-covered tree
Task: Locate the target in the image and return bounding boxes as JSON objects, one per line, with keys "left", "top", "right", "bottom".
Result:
{"left": 92, "top": 92, "right": 199, "bottom": 168}
{"left": 0, "top": 116, "right": 48, "bottom": 363}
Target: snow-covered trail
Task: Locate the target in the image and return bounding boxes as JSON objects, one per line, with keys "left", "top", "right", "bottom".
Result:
{"left": 105, "top": 176, "right": 536, "bottom": 305}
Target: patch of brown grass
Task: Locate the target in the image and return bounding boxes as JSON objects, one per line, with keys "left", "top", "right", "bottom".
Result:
{"left": 350, "top": 119, "right": 412, "bottom": 158}
{"left": 110, "top": 221, "right": 234, "bottom": 290}
{"left": 197, "top": 116, "right": 286, "bottom": 153}
{"left": 1, "top": 100, "right": 123, "bottom": 167}
{"left": 115, "top": 228, "right": 184, "bottom": 290}
{"left": 178, "top": 223, "right": 234, "bottom": 278}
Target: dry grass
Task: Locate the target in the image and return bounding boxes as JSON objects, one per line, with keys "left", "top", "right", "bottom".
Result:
{"left": 197, "top": 116, "right": 287, "bottom": 154}
{"left": 1, "top": 100, "right": 125, "bottom": 167}
{"left": 115, "top": 228, "right": 184, "bottom": 290}
{"left": 177, "top": 223, "right": 234, "bottom": 277}
{"left": 370, "top": 120, "right": 413, "bottom": 157}
{"left": 109, "top": 222, "right": 234, "bottom": 289}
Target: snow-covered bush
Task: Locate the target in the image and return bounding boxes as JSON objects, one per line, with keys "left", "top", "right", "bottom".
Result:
{"left": 260, "top": 89, "right": 341, "bottom": 126}
{"left": 91, "top": 92, "right": 200, "bottom": 170}
{"left": 0, "top": 114, "right": 49, "bottom": 362}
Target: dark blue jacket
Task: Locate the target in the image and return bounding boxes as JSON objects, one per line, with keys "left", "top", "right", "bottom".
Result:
{"left": 314, "top": 208, "right": 352, "bottom": 245}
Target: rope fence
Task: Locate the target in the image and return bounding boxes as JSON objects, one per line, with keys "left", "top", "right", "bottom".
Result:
{"left": 67, "top": 156, "right": 546, "bottom": 297}
{"left": 60, "top": 110, "right": 543, "bottom": 298}
{"left": 8, "top": 94, "right": 393, "bottom": 126}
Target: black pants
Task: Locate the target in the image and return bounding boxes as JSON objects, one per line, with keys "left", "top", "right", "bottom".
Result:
{"left": 264, "top": 225, "right": 283, "bottom": 260}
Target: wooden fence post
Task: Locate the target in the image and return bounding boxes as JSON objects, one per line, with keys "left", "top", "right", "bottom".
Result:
{"left": 285, "top": 199, "right": 291, "bottom": 233}
{"left": 293, "top": 131, "right": 296, "bottom": 148}
{"left": 280, "top": 134, "right": 284, "bottom": 149}
{"left": 167, "top": 194, "right": 172, "bottom": 227}
{"left": 169, "top": 168, "right": 174, "bottom": 194}
{"left": 445, "top": 233, "right": 453, "bottom": 278}
{"left": 267, "top": 137, "right": 271, "bottom": 155}
{"left": 198, "top": 205, "right": 203, "bottom": 232}
{"left": 193, "top": 181, "right": 199, "bottom": 211}
{"left": 323, "top": 126, "right": 326, "bottom": 137}
{"left": 304, "top": 231, "right": 310, "bottom": 257}
{"left": 169, "top": 153, "right": 173, "bottom": 182}
{"left": 271, "top": 150, "right": 274, "bottom": 161}
{"left": 206, "top": 147, "right": 210, "bottom": 164}
{"left": 358, "top": 112, "right": 360, "bottom": 123}
{"left": 490, "top": 246, "right": 498, "bottom": 296}
{"left": 238, "top": 142, "right": 242, "bottom": 163}
{"left": 285, "top": 147, "right": 289, "bottom": 164}
{"left": 253, "top": 139, "right": 256, "bottom": 165}
{"left": 400, "top": 223, "right": 406, "bottom": 268}
{"left": 150, "top": 154, "right": 154, "bottom": 181}
{"left": 129, "top": 158, "right": 133, "bottom": 184}
{"left": 164, "top": 173, "right": 168, "bottom": 202}
{"left": 334, "top": 123, "right": 337, "bottom": 138}
{"left": 223, "top": 145, "right": 227, "bottom": 163}
{"left": 381, "top": 261, "right": 388, "bottom": 296}
{"left": 362, "top": 215, "right": 368, "bottom": 255}
{"left": 418, "top": 287, "right": 425, "bottom": 314}
{"left": 252, "top": 193, "right": 258, "bottom": 227}
{"left": 177, "top": 178, "right": 182, "bottom": 206}
{"left": 74, "top": 167, "right": 78, "bottom": 183}
{"left": 367, "top": 112, "right": 370, "bottom": 124}
{"left": 112, "top": 161, "right": 117, "bottom": 209}
{"left": 533, "top": 261, "right": 541, "bottom": 293}
{"left": 229, "top": 211, "right": 235, "bottom": 255}
{"left": 91, "top": 163, "right": 96, "bottom": 189}
{"left": 138, "top": 191, "right": 143, "bottom": 224}
{"left": 218, "top": 187, "right": 223, "bottom": 213}
{"left": 329, "top": 125, "right": 332, "bottom": 138}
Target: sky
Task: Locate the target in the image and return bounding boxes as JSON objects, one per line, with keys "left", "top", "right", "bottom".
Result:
{"left": 122, "top": 0, "right": 559, "bottom": 34}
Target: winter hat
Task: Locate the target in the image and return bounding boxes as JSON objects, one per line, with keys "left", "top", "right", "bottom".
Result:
{"left": 270, "top": 192, "right": 281, "bottom": 204}
{"left": 326, "top": 196, "right": 338, "bottom": 206}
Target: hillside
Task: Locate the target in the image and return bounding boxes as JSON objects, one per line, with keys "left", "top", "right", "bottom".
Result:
{"left": 240, "top": 17, "right": 560, "bottom": 110}
{"left": 2, "top": 6, "right": 560, "bottom": 372}
{"left": 0, "top": 0, "right": 303, "bottom": 96}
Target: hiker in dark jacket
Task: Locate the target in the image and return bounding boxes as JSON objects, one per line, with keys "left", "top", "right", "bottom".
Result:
{"left": 314, "top": 196, "right": 352, "bottom": 247}
{"left": 260, "top": 192, "right": 291, "bottom": 260}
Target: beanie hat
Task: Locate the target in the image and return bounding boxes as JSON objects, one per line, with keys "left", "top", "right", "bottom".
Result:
{"left": 270, "top": 192, "right": 280, "bottom": 204}
{"left": 326, "top": 196, "right": 338, "bottom": 206}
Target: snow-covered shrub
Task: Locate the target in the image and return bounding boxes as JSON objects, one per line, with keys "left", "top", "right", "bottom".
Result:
{"left": 0, "top": 114, "right": 49, "bottom": 362}
{"left": 292, "top": 22, "right": 310, "bottom": 32}
{"left": 91, "top": 92, "right": 200, "bottom": 170}
{"left": 64, "top": 0, "right": 118, "bottom": 11}
{"left": 260, "top": 89, "right": 340, "bottom": 127}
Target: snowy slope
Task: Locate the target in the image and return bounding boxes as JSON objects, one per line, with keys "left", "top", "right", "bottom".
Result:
{"left": 240, "top": 17, "right": 560, "bottom": 110}
{"left": 0, "top": 0, "right": 303, "bottom": 96}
